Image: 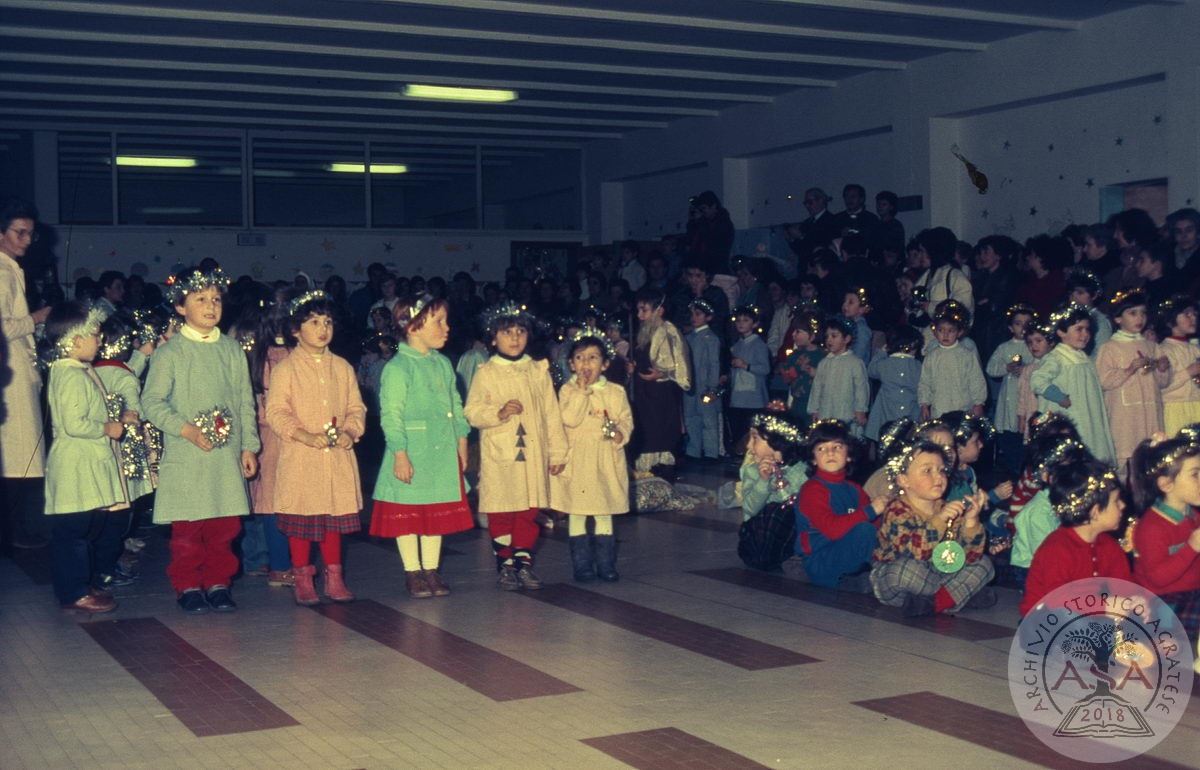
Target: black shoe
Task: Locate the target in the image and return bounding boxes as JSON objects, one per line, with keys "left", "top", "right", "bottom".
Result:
{"left": 901, "top": 593, "right": 936, "bottom": 617}
{"left": 206, "top": 586, "right": 237, "bottom": 612}
{"left": 178, "top": 589, "right": 210, "bottom": 615}
{"left": 965, "top": 587, "right": 998, "bottom": 610}
{"left": 95, "top": 571, "right": 137, "bottom": 589}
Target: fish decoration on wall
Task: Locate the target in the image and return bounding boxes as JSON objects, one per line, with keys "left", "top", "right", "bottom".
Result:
{"left": 952, "top": 150, "right": 989, "bottom": 194}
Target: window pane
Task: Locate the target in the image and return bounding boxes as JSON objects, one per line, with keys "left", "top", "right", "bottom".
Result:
{"left": 0, "top": 130, "right": 34, "bottom": 204}
{"left": 370, "top": 141, "right": 477, "bottom": 228}
{"left": 482, "top": 146, "right": 580, "bottom": 230}
{"left": 116, "top": 134, "right": 242, "bottom": 225}
{"left": 59, "top": 132, "right": 113, "bottom": 225}
{"left": 253, "top": 138, "right": 365, "bottom": 227}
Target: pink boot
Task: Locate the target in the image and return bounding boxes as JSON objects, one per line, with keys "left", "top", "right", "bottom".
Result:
{"left": 292, "top": 565, "right": 319, "bottom": 606}
{"left": 322, "top": 564, "right": 355, "bottom": 603}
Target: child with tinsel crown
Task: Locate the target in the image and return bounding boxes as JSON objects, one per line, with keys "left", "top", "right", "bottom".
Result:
{"left": 465, "top": 302, "right": 567, "bottom": 591}
{"left": 142, "top": 267, "right": 260, "bottom": 615}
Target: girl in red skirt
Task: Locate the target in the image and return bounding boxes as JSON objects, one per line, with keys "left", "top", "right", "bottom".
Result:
{"left": 369, "top": 294, "right": 472, "bottom": 599}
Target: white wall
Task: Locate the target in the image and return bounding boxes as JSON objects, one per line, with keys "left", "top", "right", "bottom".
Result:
{"left": 621, "top": 163, "right": 717, "bottom": 240}
{"left": 584, "top": 1, "right": 1200, "bottom": 245}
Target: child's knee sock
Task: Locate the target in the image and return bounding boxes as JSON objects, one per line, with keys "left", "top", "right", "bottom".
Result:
{"left": 419, "top": 535, "right": 442, "bottom": 570}
{"left": 594, "top": 515, "right": 613, "bottom": 536}
{"left": 395, "top": 535, "right": 420, "bottom": 571}
{"left": 934, "top": 586, "right": 956, "bottom": 613}
{"left": 288, "top": 537, "right": 312, "bottom": 567}
{"left": 493, "top": 534, "right": 513, "bottom": 567}
{"left": 567, "top": 516, "right": 587, "bottom": 537}
{"left": 318, "top": 531, "right": 342, "bottom": 566}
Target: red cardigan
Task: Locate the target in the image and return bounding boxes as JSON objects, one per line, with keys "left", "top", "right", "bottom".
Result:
{"left": 1020, "top": 527, "right": 1131, "bottom": 616}
{"left": 1133, "top": 503, "right": 1200, "bottom": 596}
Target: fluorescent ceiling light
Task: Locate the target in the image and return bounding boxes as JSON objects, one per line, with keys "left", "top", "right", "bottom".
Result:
{"left": 327, "top": 163, "right": 408, "bottom": 174}
{"left": 403, "top": 84, "right": 517, "bottom": 103}
{"left": 115, "top": 155, "right": 197, "bottom": 168}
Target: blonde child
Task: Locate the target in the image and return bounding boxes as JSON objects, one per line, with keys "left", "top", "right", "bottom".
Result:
{"left": 465, "top": 302, "right": 567, "bottom": 590}
{"left": 552, "top": 330, "right": 632, "bottom": 582}
{"left": 1130, "top": 437, "right": 1200, "bottom": 641}
{"left": 1155, "top": 296, "right": 1200, "bottom": 434}
{"left": 266, "top": 291, "right": 366, "bottom": 605}
{"left": 1096, "top": 290, "right": 1167, "bottom": 474}
{"left": 1030, "top": 304, "right": 1116, "bottom": 462}
{"left": 42, "top": 302, "right": 128, "bottom": 613}
{"left": 369, "top": 294, "right": 472, "bottom": 599}
{"left": 143, "top": 267, "right": 259, "bottom": 615}
{"left": 808, "top": 316, "right": 868, "bottom": 433}
{"left": 918, "top": 303, "right": 986, "bottom": 420}
{"left": 985, "top": 303, "right": 1033, "bottom": 472}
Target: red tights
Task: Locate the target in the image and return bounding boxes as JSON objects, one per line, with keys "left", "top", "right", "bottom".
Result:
{"left": 289, "top": 531, "right": 342, "bottom": 567}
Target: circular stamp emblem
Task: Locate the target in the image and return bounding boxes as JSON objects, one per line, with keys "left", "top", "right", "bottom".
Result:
{"left": 1009, "top": 578, "right": 1194, "bottom": 763}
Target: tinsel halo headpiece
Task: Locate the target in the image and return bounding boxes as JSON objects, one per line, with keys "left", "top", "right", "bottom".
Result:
{"left": 1004, "top": 303, "right": 1036, "bottom": 323}
{"left": 884, "top": 438, "right": 953, "bottom": 486}
{"left": 397, "top": 292, "right": 434, "bottom": 331}
{"left": 1142, "top": 436, "right": 1200, "bottom": 479}
{"left": 1177, "top": 423, "right": 1200, "bottom": 446}
{"left": 933, "top": 299, "right": 971, "bottom": 327}
{"left": 824, "top": 314, "right": 855, "bottom": 338}
{"left": 1051, "top": 467, "right": 1118, "bottom": 519}
{"left": 481, "top": 300, "right": 534, "bottom": 337}
{"left": 568, "top": 326, "right": 617, "bottom": 360}
{"left": 751, "top": 411, "right": 806, "bottom": 448}
{"left": 287, "top": 289, "right": 329, "bottom": 317}
{"left": 165, "top": 267, "right": 231, "bottom": 306}
{"left": 48, "top": 306, "right": 106, "bottom": 362}
{"left": 1035, "top": 437, "right": 1087, "bottom": 476}
{"left": 849, "top": 285, "right": 871, "bottom": 308}
{"left": 1107, "top": 289, "right": 1147, "bottom": 318}
{"left": 1047, "top": 301, "right": 1090, "bottom": 330}
{"left": 950, "top": 414, "right": 996, "bottom": 445}
{"left": 1065, "top": 267, "right": 1102, "bottom": 297}
{"left": 1028, "top": 411, "right": 1078, "bottom": 441}
{"left": 687, "top": 298, "right": 715, "bottom": 317}
{"left": 1024, "top": 317, "right": 1056, "bottom": 339}
{"left": 131, "top": 308, "right": 167, "bottom": 347}
{"left": 878, "top": 417, "right": 917, "bottom": 458}
{"left": 97, "top": 317, "right": 135, "bottom": 361}
{"left": 731, "top": 304, "right": 762, "bottom": 323}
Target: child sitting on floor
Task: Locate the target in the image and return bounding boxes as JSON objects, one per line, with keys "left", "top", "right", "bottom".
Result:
{"left": 1010, "top": 437, "right": 1090, "bottom": 582}
{"left": 740, "top": 409, "right": 809, "bottom": 522}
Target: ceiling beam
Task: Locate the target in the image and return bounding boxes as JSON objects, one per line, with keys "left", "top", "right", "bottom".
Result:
{"left": 747, "top": 0, "right": 1082, "bottom": 30}
{"left": 5, "top": 103, "right": 625, "bottom": 139}
{"left": 0, "top": 74, "right": 673, "bottom": 128}
{"left": 9, "top": 0, "right": 904, "bottom": 70}
{"left": 0, "top": 26, "right": 842, "bottom": 87}
{"left": 0, "top": 52, "right": 772, "bottom": 105}
{"left": 342, "top": 0, "right": 986, "bottom": 51}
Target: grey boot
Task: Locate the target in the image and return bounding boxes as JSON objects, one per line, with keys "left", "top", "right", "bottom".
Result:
{"left": 593, "top": 535, "right": 619, "bottom": 582}
{"left": 568, "top": 535, "right": 596, "bottom": 582}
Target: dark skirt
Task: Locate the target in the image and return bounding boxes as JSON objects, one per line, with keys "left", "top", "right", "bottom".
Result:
{"left": 276, "top": 513, "right": 361, "bottom": 541}
{"left": 632, "top": 348, "right": 684, "bottom": 454}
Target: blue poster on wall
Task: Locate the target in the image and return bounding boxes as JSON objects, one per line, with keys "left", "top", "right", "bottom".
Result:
{"left": 731, "top": 226, "right": 797, "bottom": 278}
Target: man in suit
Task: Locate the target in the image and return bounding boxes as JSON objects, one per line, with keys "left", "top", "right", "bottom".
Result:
{"left": 830, "top": 183, "right": 880, "bottom": 240}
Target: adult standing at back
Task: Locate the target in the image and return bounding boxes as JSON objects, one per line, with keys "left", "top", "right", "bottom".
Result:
{"left": 0, "top": 197, "right": 51, "bottom": 549}
{"left": 687, "top": 191, "right": 735, "bottom": 277}
{"left": 915, "top": 227, "right": 974, "bottom": 318}
{"left": 830, "top": 183, "right": 880, "bottom": 240}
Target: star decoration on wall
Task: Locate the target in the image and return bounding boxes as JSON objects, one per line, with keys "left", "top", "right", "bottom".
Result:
{"left": 1154, "top": 115, "right": 1163, "bottom": 124}
{"left": 352, "top": 260, "right": 365, "bottom": 276}
{"left": 1115, "top": 137, "right": 1124, "bottom": 146}
{"left": 1048, "top": 144, "right": 1055, "bottom": 152}
{"left": 108, "top": 249, "right": 117, "bottom": 257}
{"left": 1085, "top": 178, "right": 1095, "bottom": 188}
{"left": 153, "top": 255, "right": 161, "bottom": 263}
{"left": 981, "top": 209, "right": 989, "bottom": 219}
{"left": 1058, "top": 174, "right": 1065, "bottom": 180}
{"left": 382, "top": 241, "right": 393, "bottom": 252}
{"left": 750, "top": 209, "right": 755, "bottom": 215}
{"left": 763, "top": 198, "right": 770, "bottom": 206}
{"left": 166, "top": 239, "right": 175, "bottom": 247}
{"left": 1003, "top": 140, "right": 1011, "bottom": 150}
{"left": 470, "top": 262, "right": 481, "bottom": 274}
{"left": 1029, "top": 207, "right": 1038, "bottom": 216}
{"left": 1188, "top": 198, "right": 1194, "bottom": 206}
{"left": 465, "top": 242, "right": 474, "bottom": 251}
{"left": 321, "top": 238, "right": 336, "bottom": 252}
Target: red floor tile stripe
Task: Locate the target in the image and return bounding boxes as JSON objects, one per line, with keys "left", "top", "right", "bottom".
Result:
{"left": 81, "top": 617, "right": 299, "bottom": 738}
{"left": 853, "top": 691, "right": 1192, "bottom": 770}
{"left": 691, "top": 567, "right": 1013, "bottom": 642}
{"left": 312, "top": 600, "right": 581, "bottom": 701}
{"left": 524, "top": 584, "right": 817, "bottom": 670}
{"left": 581, "top": 727, "right": 770, "bottom": 769}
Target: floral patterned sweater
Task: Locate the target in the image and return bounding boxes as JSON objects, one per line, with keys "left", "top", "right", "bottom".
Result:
{"left": 872, "top": 497, "right": 986, "bottom": 564}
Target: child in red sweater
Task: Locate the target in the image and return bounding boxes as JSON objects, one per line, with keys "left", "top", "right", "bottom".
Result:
{"left": 1019, "top": 458, "right": 1130, "bottom": 616}
{"left": 794, "top": 420, "right": 886, "bottom": 590}
{"left": 1130, "top": 437, "right": 1200, "bottom": 640}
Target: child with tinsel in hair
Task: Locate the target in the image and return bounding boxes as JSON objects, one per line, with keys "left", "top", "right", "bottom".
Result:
{"left": 552, "top": 329, "right": 632, "bottom": 582}
{"left": 941, "top": 411, "right": 1011, "bottom": 508}
{"left": 740, "top": 410, "right": 809, "bottom": 522}
{"left": 42, "top": 303, "right": 128, "bottom": 614}
{"left": 266, "top": 291, "right": 366, "bottom": 605}
{"left": 777, "top": 310, "right": 824, "bottom": 425}
{"left": 1096, "top": 290, "right": 1167, "bottom": 476}
{"left": 1031, "top": 303, "right": 1116, "bottom": 462}
{"left": 1130, "top": 436, "right": 1200, "bottom": 640}
{"left": 794, "top": 419, "right": 884, "bottom": 590}
{"left": 465, "top": 302, "right": 567, "bottom": 591}
{"left": 1010, "top": 437, "right": 1090, "bottom": 583}
{"left": 1065, "top": 268, "right": 1112, "bottom": 355}
{"left": 1019, "top": 458, "right": 1129, "bottom": 616}
{"left": 918, "top": 302, "right": 986, "bottom": 420}
{"left": 1009, "top": 413, "right": 1082, "bottom": 520}
{"left": 683, "top": 298, "right": 723, "bottom": 460}
{"left": 629, "top": 287, "right": 690, "bottom": 472}
{"left": 727, "top": 303, "right": 771, "bottom": 448}
{"left": 1154, "top": 296, "right": 1200, "bottom": 434}
{"left": 985, "top": 304, "right": 1034, "bottom": 473}
{"left": 808, "top": 316, "right": 868, "bottom": 434}
{"left": 863, "top": 417, "right": 916, "bottom": 501}
{"left": 841, "top": 286, "right": 874, "bottom": 364}
{"left": 370, "top": 294, "right": 472, "bottom": 599}
{"left": 870, "top": 439, "right": 995, "bottom": 616}
{"left": 865, "top": 325, "right": 922, "bottom": 442}
{"left": 143, "top": 267, "right": 259, "bottom": 614}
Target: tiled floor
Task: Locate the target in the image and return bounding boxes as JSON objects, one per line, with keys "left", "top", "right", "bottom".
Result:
{"left": 1, "top": 466, "right": 1197, "bottom": 769}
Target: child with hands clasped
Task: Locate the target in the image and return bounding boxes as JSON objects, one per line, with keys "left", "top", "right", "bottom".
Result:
{"left": 794, "top": 420, "right": 883, "bottom": 590}
{"left": 777, "top": 311, "right": 825, "bottom": 425}
{"left": 870, "top": 440, "right": 995, "bottom": 616}
{"left": 42, "top": 303, "right": 129, "bottom": 614}
{"left": 1131, "top": 436, "right": 1200, "bottom": 640}
{"left": 465, "top": 302, "right": 567, "bottom": 591}
{"left": 552, "top": 330, "right": 633, "bottom": 582}
{"left": 808, "top": 316, "right": 869, "bottom": 433}
{"left": 142, "top": 268, "right": 260, "bottom": 614}
{"left": 369, "top": 294, "right": 473, "bottom": 599}
{"left": 266, "top": 291, "right": 366, "bottom": 606}
{"left": 1095, "top": 291, "right": 1167, "bottom": 474}
{"left": 1155, "top": 297, "right": 1200, "bottom": 434}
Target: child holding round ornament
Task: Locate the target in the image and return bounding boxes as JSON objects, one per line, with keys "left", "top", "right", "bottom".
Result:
{"left": 142, "top": 267, "right": 260, "bottom": 615}
{"left": 1154, "top": 296, "right": 1200, "bottom": 434}
{"left": 266, "top": 291, "right": 367, "bottom": 605}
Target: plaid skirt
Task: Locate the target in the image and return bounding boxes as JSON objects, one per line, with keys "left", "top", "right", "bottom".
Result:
{"left": 276, "top": 513, "right": 361, "bottom": 541}
{"left": 1161, "top": 590, "right": 1200, "bottom": 642}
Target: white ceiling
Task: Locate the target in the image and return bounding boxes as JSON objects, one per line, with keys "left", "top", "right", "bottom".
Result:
{"left": 0, "top": 0, "right": 1177, "bottom": 147}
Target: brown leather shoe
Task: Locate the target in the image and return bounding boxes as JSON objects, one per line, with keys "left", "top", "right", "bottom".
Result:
{"left": 405, "top": 570, "right": 433, "bottom": 599}
{"left": 63, "top": 592, "right": 117, "bottom": 614}
{"left": 423, "top": 569, "right": 450, "bottom": 597}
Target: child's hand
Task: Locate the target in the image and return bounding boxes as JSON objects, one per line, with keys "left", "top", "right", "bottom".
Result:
{"left": 1006, "top": 361, "right": 1023, "bottom": 375}
{"left": 869, "top": 496, "right": 889, "bottom": 517}
{"left": 920, "top": 404, "right": 931, "bottom": 421}
{"left": 241, "top": 451, "right": 258, "bottom": 479}
{"left": 498, "top": 400, "right": 524, "bottom": 420}
{"left": 576, "top": 371, "right": 597, "bottom": 388}
{"left": 610, "top": 430, "right": 624, "bottom": 445}
{"left": 394, "top": 451, "right": 414, "bottom": 484}
{"left": 1188, "top": 360, "right": 1200, "bottom": 378}
{"left": 625, "top": 359, "right": 636, "bottom": 375}
{"left": 854, "top": 411, "right": 867, "bottom": 426}
{"left": 181, "top": 422, "right": 213, "bottom": 451}
{"left": 1156, "top": 356, "right": 1170, "bottom": 372}
{"left": 1187, "top": 527, "right": 1200, "bottom": 553}
{"left": 1059, "top": 396, "right": 1072, "bottom": 408}
{"left": 335, "top": 432, "right": 354, "bottom": 450}
{"left": 1017, "top": 417, "right": 1026, "bottom": 434}
{"left": 638, "top": 369, "right": 663, "bottom": 381}
{"left": 121, "top": 409, "right": 139, "bottom": 424}
{"left": 993, "top": 480, "right": 1013, "bottom": 500}
{"left": 757, "top": 460, "right": 775, "bottom": 479}
{"left": 457, "top": 438, "right": 468, "bottom": 470}
{"left": 971, "top": 404, "right": 985, "bottom": 417}
{"left": 299, "top": 430, "right": 328, "bottom": 449}
{"left": 549, "top": 463, "right": 565, "bottom": 476}
{"left": 731, "top": 357, "right": 747, "bottom": 369}
{"left": 104, "top": 421, "right": 125, "bottom": 440}
{"left": 137, "top": 340, "right": 155, "bottom": 357}
{"left": 781, "top": 369, "right": 798, "bottom": 383}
